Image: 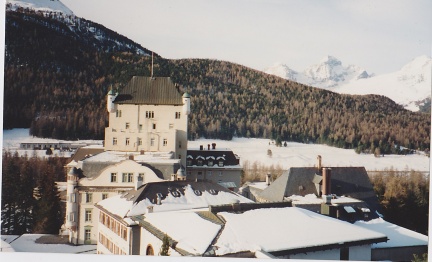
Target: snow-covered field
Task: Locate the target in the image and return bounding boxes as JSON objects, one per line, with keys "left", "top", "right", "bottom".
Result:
{"left": 189, "top": 138, "right": 430, "bottom": 172}
{"left": 2, "top": 129, "right": 429, "bottom": 172}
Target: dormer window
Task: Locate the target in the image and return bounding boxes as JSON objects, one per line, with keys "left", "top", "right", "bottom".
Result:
{"left": 197, "top": 160, "right": 203, "bottom": 166}
{"left": 208, "top": 160, "right": 213, "bottom": 166}
{"left": 218, "top": 160, "right": 224, "bottom": 167}
{"left": 187, "top": 159, "right": 192, "bottom": 166}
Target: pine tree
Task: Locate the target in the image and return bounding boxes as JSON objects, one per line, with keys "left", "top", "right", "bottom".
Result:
{"left": 33, "top": 165, "right": 63, "bottom": 234}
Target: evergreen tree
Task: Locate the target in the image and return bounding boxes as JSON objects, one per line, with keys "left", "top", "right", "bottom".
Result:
{"left": 159, "top": 234, "right": 170, "bottom": 256}
{"left": 33, "top": 165, "right": 63, "bottom": 234}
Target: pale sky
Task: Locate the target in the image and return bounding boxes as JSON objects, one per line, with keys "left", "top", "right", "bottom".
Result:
{"left": 59, "top": 0, "right": 432, "bottom": 75}
{"left": 10, "top": 0, "right": 432, "bottom": 75}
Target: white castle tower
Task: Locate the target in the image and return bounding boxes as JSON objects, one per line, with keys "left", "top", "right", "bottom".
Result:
{"left": 104, "top": 76, "right": 189, "bottom": 167}
{"left": 65, "top": 166, "right": 80, "bottom": 244}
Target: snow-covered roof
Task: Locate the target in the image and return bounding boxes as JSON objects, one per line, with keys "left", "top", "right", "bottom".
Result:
{"left": 144, "top": 210, "right": 221, "bottom": 255}
{"left": 354, "top": 218, "right": 428, "bottom": 248}
{"left": 96, "top": 182, "right": 253, "bottom": 219}
{"left": 128, "top": 184, "right": 252, "bottom": 216}
{"left": 81, "top": 150, "right": 177, "bottom": 164}
{"left": 288, "top": 193, "right": 362, "bottom": 205}
{"left": 214, "top": 207, "right": 386, "bottom": 256}
{"left": 139, "top": 206, "right": 386, "bottom": 257}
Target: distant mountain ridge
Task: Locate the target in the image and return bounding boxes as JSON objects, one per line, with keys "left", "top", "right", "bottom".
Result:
{"left": 3, "top": 3, "right": 430, "bottom": 154}
{"left": 264, "top": 55, "right": 431, "bottom": 112}
{"left": 7, "top": 0, "right": 73, "bottom": 15}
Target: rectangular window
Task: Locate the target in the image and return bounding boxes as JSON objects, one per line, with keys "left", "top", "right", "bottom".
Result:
{"left": 175, "top": 112, "right": 181, "bottom": 119}
{"left": 219, "top": 171, "right": 223, "bottom": 177}
{"left": 116, "top": 110, "right": 122, "bottom": 117}
{"left": 125, "top": 122, "right": 130, "bottom": 129}
{"left": 152, "top": 123, "right": 156, "bottom": 130}
{"left": 86, "top": 193, "right": 93, "bottom": 203}
{"left": 102, "top": 193, "right": 108, "bottom": 200}
{"left": 85, "top": 209, "right": 92, "bottom": 222}
{"left": 111, "top": 173, "right": 117, "bottom": 182}
{"left": 70, "top": 193, "right": 76, "bottom": 203}
{"left": 150, "top": 138, "right": 155, "bottom": 146}
{"left": 146, "top": 111, "right": 155, "bottom": 119}
{"left": 125, "top": 138, "right": 130, "bottom": 145}
{"left": 169, "top": 123, "right": 174, "bottom": 129}
{"left": 139, "top": 124, "right": 143, "bottom": 130}
{"left": 197, "top": 159, "right": 203, "bottom": 166}
{"left": 218, "top": 160, "right": 224, "bottom": 167}
{"left": 138, "top": 138, "right": 142, "bottom": 146}
{"left": 163, "top": 139, "right": 167, "bottom": 146}
{"left": 122, "top": 173, "right": 133, "bottom": 183}
{"left": 69, "top": 212, "right": 75, "bottom": 222}
{"left": 208, "top": 171, "right": 212, "bottom": 177}
{"left": 113, "top": 137, "right": 117, "bottom": 145}
{"left": 179, "top": 141, "right": 182, "bottom": 148}
{"left": 85, "top": 229, "right": 91, "bottom": 241}
{"left": 187, "top": 159, "right": 192, "bottom": 166}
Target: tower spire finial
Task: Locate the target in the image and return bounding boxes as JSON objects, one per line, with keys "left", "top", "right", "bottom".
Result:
{"left": 151, "top": 52, "right": 154, "bottom": 78}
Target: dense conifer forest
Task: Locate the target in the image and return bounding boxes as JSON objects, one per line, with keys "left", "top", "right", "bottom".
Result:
{"left": 4, "top": 8, "right": 430, "bottom": 154}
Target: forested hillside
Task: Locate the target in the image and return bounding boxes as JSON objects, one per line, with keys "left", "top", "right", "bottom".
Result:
{"left": 4, "top": 8, "right": 430, "bottom": 153}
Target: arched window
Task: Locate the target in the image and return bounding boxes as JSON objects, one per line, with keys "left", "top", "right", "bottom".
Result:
{"left": 146, "top": 245, "right": 154, "bottom": 256}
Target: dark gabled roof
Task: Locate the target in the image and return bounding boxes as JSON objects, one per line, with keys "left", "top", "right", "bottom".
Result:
{"left": 69, "top": 147, "right": 104, "bottom": 163}
{"left": 187, "top": 149, "right": 240, "bottom": 166}
{"left": 122, "top": 180, "right": 239, "bottom": 204}
{"left": 114, "top": 76, "right": 183, "bottom": 105}
{"left": 259, "top": 167, "right": 381, "bottom": 213}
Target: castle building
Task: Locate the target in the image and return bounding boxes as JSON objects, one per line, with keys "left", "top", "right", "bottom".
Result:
{"left": 64, "top": 76, "right": 190, "bottom": 245}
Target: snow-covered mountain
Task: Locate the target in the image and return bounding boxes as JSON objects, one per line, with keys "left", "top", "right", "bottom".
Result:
{"left": 6, "top": 0, "right": 73, "bottom": 15}
{"left": 265, "top": 55, "right": 431, "bottom": 111}
{"left": 335, "top": 55, "right": 432, "bottom": 111}
{"left": 265, "top": 56, "right": 372, "bottom": 89}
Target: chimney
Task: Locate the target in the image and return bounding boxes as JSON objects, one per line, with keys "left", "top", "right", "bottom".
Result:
{"left": 207, "top": 144, "right": 210, "bottom": 150}
{"left": 212, "top": 143, "right": 216, "bottom": 150}
{"left": 156, "top": 194, "right": 162, "bottom": 205}
{"left": 322, "top": 168, "right": 332, "bottom": 196}
{"left": 317, "top": 155, "right": 322, "bottom": 170}
{"left": 147, "top": 206, "right": 154, "bottom": 213}
{"left": 200, "top": 145, "right": 203, "bottom": 150}
{"left": 266, "top": 173, "right": 271, "bottom": 186}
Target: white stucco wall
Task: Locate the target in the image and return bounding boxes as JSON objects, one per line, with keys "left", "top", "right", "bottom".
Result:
{"left": 140, "top": 227, "right": 181, "bottom": 256}
{"left": 104, "top": 103, "right": 188, "bottom": 166}
{"left": 349, "top": 245, "right": 371, "bottom": 261}
{"left": 96, "top": 213, "right": 130, "bottom": 255}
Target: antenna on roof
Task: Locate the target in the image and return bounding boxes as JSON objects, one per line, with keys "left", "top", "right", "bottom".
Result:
{"left": 151, "top": 52, "right": 154, "bottom": 78}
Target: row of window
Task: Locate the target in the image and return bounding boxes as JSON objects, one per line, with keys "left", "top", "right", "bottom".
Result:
{"left": 187, "top": 159, "right": 224, "bottom": 167}
{"left": 99, "top": 233, "right": 127, "bottom": 255}
{"left": 100, "top": 211, "right": 128, "bottom": 241}
{"left": 115, "top": 110, "right": 181, "bottom": 120}
{"left": 110, "top": 172, "right": 143, "bottom": 183}
{"left": 124, "top": 122, "right": 178, "bottom": 130}
{"left": 112, "top": 137, "right": 170, "bottom": 147}
{"left": 68, "top": 192, "right": 108, "bottom": 204}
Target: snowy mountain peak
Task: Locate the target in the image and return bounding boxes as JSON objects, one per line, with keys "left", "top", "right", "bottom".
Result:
{"left": 320, "top": 55, "right": 342, "bottom": 66}
{"left": 6, "top": 0, "right": 74, "bottom": 15}
{"left": 265, "top": 56, "right": 371, "bottom": 89}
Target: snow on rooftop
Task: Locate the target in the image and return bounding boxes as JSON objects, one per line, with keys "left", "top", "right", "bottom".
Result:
{"left": 214, "top": 207, "right": 386, "bottom": 256}
{"left": 97, "top": 194, "right": 134, "bottom": 218}
{"left": 82, "top": 150, "right": 177, "bottom": 164}
{"left": 128, "top": 184, "right": 253, "bottom": 216}
{"left": 245, "top": 181, "right": 269, "bottom": 190}
{"left": 354, "top": 218, "right": 428, "bottom": 248}
{"left": 144, "top": 210, "right": 221, "bottom": 255}
{"left": 288, "top": 194, "right": 362, "bottom": 205}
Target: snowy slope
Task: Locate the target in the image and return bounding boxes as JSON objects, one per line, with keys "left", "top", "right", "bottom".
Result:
{"left": 265, "top": 55, "right": 431, "bottom": 111}
{"left": 6, "top": 0, "right": 73, "bottom": 15}
{"left": 335, "top": 55, "right": 432, "bottom": 111}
